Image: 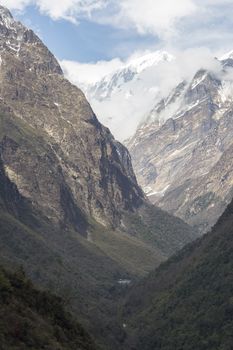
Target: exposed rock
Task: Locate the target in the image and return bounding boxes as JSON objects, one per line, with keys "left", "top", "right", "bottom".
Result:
{"left": 0, "top": 6, "right": 199, "bottom": 349}
{"left": 0, "top": 5, "right": 144, "bottom": 230}
{"left": 0, "top": 5, "right": 196, "bottom": 251}
{"left": 128, "top": 64, "right": 233, "bottom": 233}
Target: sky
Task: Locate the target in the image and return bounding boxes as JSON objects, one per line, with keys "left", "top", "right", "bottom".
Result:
{"left": 2, "top": 0, "right": 233, "bottom": 85}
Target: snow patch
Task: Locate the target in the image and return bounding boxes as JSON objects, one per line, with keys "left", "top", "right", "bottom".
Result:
{"left": 219, "top": 50, "right": 233, "bottom": 61}
{"left": 219, "top": 81, "right": 233, "bottom": 103}
{"left": 191, "top": 73, "right": 207, "bottom": 90}
{"left": 0, "top": 6, "right": 14, "bottom": 30}
{"left": 147, "top": 185, "right": 170, "bottom": 197}
{"left": 126, "top": 51, "right": 175, "bottom": 74}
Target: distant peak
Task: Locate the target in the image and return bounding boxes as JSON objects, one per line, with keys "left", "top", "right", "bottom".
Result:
{"left": 219, "top": 50, "right": 233, "bottom": 61}
{"left": 0, "top": 5, "right": 13, "bottom": 17}
{"left": 0, "top": 5, "right": 15, "bottom": 29}
{"left": 125, "top": 50, "right": 175, "bottom": 73}
{"left": 0, "top": 5, "right": 13, "bottom": 20}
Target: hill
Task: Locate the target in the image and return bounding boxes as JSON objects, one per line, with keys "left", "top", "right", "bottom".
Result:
{"left": 122, "top": 196, "right": 233, "bottom": 349}
{"left": 0, "top": 266, "right": 98, "bottom": 350}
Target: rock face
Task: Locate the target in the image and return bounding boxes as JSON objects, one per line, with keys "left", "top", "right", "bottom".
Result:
{"left": 0, "top": 5, "right": 197, "bottom": 253}
{"left": 0, "top": 6, "right": 198, "bottom": 349}
{"left": 127, "top": 61, "right": 233, "bottom": 233}
{"left": 0, "top": 5, "right": 144, "bottom": 230}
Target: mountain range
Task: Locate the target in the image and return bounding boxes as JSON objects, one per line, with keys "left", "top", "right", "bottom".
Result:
{"left": 79, "top": 51, "right": 175, "bottom": 140}
{"left": 127, "top": 54, "right": 233, "bottom": 233}
{"left": 2, "top": 4, "right": 233, "bottom": 350}
{"left": 78, "top": 46, "right": 233, "bottom": 234}
{"left": 0, "top": 5, "right": 197, "bottom": 349}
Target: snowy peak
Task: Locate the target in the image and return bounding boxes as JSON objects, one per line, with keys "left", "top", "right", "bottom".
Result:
{"left": 83, "top": 50, "right": 175, "bottom": 140}
{"left": 219, "top": 49, "right": 233, "bottom": 61}
{"left": 0, "top": 5, "right": 26, "bottom": 55}
{"left": 88, "top": 50, "right": 175, "bottom": 100}
{"left": 0, "top": 6, "right": 62, "bottom": 75}
{"left": 0, "top": 5, "right": 14, "bottom": 28}
{"left": 127, "top": 57, "right": 233, "bottom": 233}
{"left": 125, "top": 51, "right": 174, "bottom": 74}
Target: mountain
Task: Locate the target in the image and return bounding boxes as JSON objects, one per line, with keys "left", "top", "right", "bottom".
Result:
{"left": 127, "top": 58, "right": 233, "bottom": 233}
{"left": 0, "top": 4, "right": 197, "bottom": 267}
{"left": 0, "top": 266, "right": 98, "bottom": 350}
{"left": 0, "top": 6, "right": 197, "bottom": 349}
{"left": 80, "top": 51, "right": 174, "bottom": 140}
{"left": 122, "top": 194, "right": 233, "bottom": 350}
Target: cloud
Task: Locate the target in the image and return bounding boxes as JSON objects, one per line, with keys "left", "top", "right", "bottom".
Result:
{"left": 103, "top": 0, "right": 197, "bottom": 39}
{"left": 2, "top": 0, "right": 233, "bottom": 53}
{"left": 60, "top": 47, "right": 223, "bottom": 141}
{"left": 60, "top": 57, "right": 123, "bottom": 86}
{"left": 2, "top": 0, "right": 233, "bottom": 140}
{"left": 3, "top": 0, "right": 233, "bottom": 56}
{"left": 35, "top": 0, "right": 106, "bottom": 22}
{"left": 1, "top": 0, "right": 31, "bottom": 10}
{"left": 1, "top": 0, "right": 107, "bottom": 22}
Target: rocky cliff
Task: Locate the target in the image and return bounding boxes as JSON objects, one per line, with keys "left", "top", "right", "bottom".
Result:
{"left": 0, "top": 5, "right": 196, "bottom": 252}
{"left": 128, "top": 61, "right": 233, "bottom": 233}
{"left": 0, "top": 5, "right": 144, "bottom": 229}
{"left": 0, "top": 6, "right": 198, "bottom": 349}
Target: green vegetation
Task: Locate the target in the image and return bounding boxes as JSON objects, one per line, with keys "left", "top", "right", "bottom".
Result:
{"left": 0, "top": 111, "right": 198, "bottom": 350}
{"left": 122, "top": 199, "right": 233, "bottom": 350}
{"left": 89, "top": 220, "right": 164, "bottom": 276}
{"left": 0, "top": 266, "right": 98, "bottom": 350}
{"left": 123, "top": 203, "right": 197, "bottom": 257}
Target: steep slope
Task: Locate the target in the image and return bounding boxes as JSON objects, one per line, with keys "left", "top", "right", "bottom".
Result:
{"left": 128, "top": 61, "right": 233, "bottom": 233}
{"left": 0, "top": 144, "right": 131, "bottom": 349}
{"left": 0, "top": 266, "right": 98, "bottom": 350}
{"left": 0, "top": 5, "right": 197, "bottom": 350}
{"left": 0, "top": 4, "right": 143, "bottom": 229}
{"left": 122, "top": 196, "right": 233, "bottom": 350}
{"left": 0, "top": 5, "right": 196, "bottom": 259}
{"left": 72, "top": 51, "right": 175, "bottom": 140}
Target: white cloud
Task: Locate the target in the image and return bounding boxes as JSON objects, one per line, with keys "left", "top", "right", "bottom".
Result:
{"left": 1, "top": 0, "right": 107, "bottom": 22}
{"left": 2, "top": 0, "right": 233, "bottom": 140}
{"left": 106, "top": 0, "right": 197, "bottom": 39}
{"left": 1, "top": 0, "right": 31, "bottom": 10}
{"left": 60, "top": 47, "right": 223, "bottom": 141}
{"left": 35, "top": 0, "right": 106, "bottom": 22}
{"left": 60, "top": 58, "right": 123, "bottom": 86}
{"left": 2, "top": 0, "right": 233, "bottom": 52}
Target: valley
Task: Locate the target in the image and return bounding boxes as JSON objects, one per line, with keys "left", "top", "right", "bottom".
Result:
{"left": 0, "top": 3, "right": 233, "bottom": 350}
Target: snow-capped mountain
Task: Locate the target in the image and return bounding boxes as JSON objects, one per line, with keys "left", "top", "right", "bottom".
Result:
{"left": 82, "top": 51, "right": 175, "bottom": 140}
{"left": 127, "top": 56, "right": 233, "bottom": 233}
{"left": 88, "top": 51, "right": 174, "bottom": 100}
{"left": 0, "top": 6, "right": 25, "bottom": 54}
{"left": 219, "top": 49, "right": 233, "bottom": 61}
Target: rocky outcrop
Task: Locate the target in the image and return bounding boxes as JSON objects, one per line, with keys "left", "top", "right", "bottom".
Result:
{"left": 0, "top": 6, "right": 199, "bottom": 349}
{"left": 0, "top": 5, "right": 197, "bottom": 251}
{"left": 128, "top": 63, "right": 233, "bottom": 233}
{"left": 0, "top": 5, "right": 144, "bottom": 230}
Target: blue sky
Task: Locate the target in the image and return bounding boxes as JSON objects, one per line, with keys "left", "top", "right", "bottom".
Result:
{"left": 14, "top": 4, "right": 159, "bottom": 63}
{"left": 2, "top": 0, "right": 233, "bottom": 84}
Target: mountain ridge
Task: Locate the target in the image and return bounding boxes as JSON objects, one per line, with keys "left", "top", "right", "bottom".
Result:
{"left": 121, "top": 194, "right": 233, "bottom": 349}
{"left": 0, "top": 6, "right": 198, "bottom": 349}
{"left": 127, "top": 59, "right": 233, "bottom": 233}
{"left": 73, "top": 50, "right": 175, "bottom": 140}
